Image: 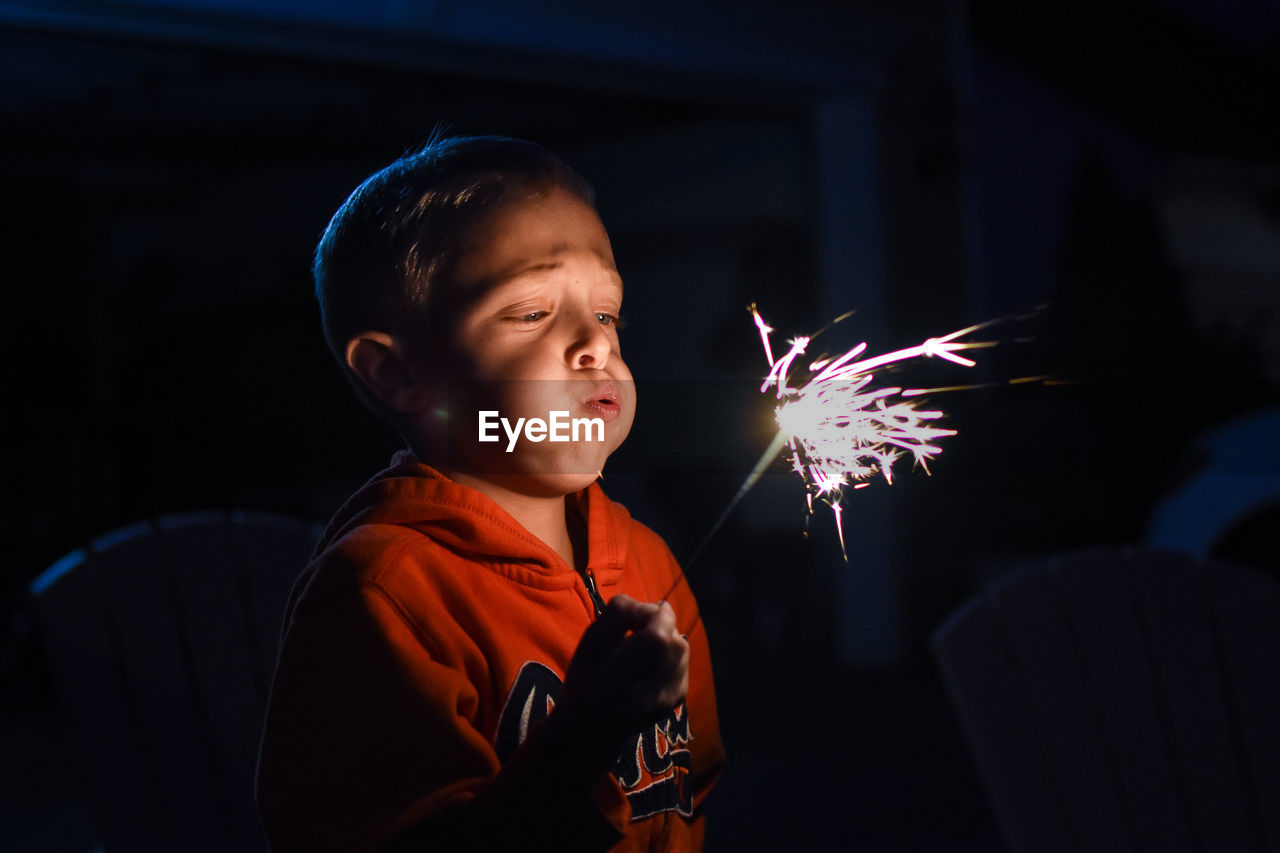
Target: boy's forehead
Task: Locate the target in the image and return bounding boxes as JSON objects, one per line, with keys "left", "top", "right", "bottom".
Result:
{"left": 452, "top": 189, "right": 619, "bottom": 292}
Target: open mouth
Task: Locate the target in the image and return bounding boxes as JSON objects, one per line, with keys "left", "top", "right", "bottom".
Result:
{"left": 580, "top": 384, "right": 622, "bottom": 422}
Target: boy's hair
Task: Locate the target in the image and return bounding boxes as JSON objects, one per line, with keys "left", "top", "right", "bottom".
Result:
{"left": 313, "top": 134, "right": 596, "bottom": 416}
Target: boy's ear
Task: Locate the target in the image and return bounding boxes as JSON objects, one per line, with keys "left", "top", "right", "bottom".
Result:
{"left": 345, "top": 332, "right": 433, "bottom": 414}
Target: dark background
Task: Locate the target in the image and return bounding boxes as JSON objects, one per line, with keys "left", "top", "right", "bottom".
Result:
{"left": 4, "top": 1, "right": 1280, "bottom": 849}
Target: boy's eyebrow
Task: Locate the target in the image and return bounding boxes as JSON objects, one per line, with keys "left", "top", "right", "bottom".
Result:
{"left": 484, "top": 254, "right": 624, "bottom": 290}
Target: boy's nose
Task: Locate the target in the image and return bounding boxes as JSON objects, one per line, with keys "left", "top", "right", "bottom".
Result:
{"left": 567, "top": 316, "right": 611, "bottom": 369}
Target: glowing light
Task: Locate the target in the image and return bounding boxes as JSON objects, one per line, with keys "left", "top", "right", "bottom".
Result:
{"left": 677, "top": 304, "right": 1006, "bottom": 576}
{"left": 752, "top": 303, "right": 989, "bottom": 558}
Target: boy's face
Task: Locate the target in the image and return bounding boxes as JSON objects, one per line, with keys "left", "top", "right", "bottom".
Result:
{"left": 430, "top": 186, "right": 636, "bottom": 497}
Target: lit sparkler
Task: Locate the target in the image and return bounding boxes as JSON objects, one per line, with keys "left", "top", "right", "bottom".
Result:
{"left": 683, "top": 305, "right": 995, "bottom": 568}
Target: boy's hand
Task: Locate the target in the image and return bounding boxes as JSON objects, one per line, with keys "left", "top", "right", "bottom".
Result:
{"left": 557, "top": 595, "right": 690, "bottom": 762}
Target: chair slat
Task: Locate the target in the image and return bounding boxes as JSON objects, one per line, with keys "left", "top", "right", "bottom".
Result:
{"left": 37, "top": 550, "right": 168, "bottom": 850}
{"left": 991, "top": 563, "right": 1133, "bottom": 851}
{"left": 240, "top": 516, "right": 318, "bottom": 698}
{"left": 1129, "top": 552, "right": 1258, "bottom": 852}
{"left": 164, "top": 517, "right": 272, "bottom": 851}
{"left": 1055, "top": 552, "right": 1195, "bottom": 853}
{"left": 93, "top": 532, "right": 231, "bottom": 849}
{"left": 1210, "top": 561, "right": 1280, "bottom": 851}
{"left": 935, "top": 595, "right": 1075, "bottom": 853}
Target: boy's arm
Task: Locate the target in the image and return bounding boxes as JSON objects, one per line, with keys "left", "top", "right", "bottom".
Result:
{"left": 256, "top": 570, "right": 628, "bottom": 853}
{"left": 383, "top": 595, "right": 690, "bottom": 852}
{"left": 257, "top": 552, "right": 700, "bottom": 853}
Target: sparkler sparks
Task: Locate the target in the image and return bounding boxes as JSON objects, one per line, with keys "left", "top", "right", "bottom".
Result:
{"left": 700, "top": 305, "right": 994, "bottom": 563}
{"left": 757, "top": 304, "right": 990, "bottom": 553}
{"left": 669, "top": 303, "right": 1026, "bottom": 611}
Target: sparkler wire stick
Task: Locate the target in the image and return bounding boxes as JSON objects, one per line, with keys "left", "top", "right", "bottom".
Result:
{"left": 680, "top": 428, "right": 790, "bottom": 573}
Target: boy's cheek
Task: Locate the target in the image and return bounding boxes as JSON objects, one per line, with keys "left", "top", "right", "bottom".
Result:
{"left": 608, "top": 405, "right": 636, "bottom": 452}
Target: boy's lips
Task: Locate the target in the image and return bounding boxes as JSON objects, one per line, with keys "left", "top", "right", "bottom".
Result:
{"left": 580, "top": 383, "right": 622, "bottom": 422}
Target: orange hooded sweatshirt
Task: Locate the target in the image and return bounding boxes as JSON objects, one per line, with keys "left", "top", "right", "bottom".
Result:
{"left": 256, "top": 451, "right": 724, "bottom": 852}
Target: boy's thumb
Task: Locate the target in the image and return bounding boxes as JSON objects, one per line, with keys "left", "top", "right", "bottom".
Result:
{"left": 573, "top": 595, "right": 655, "bottom": 662}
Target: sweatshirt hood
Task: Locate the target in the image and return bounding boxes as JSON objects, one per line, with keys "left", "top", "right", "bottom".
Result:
{"left": 315, "top": 450, "right": 630, "bottom": 579}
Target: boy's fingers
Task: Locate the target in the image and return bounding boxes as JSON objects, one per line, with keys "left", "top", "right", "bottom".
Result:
{"left": 569, "top": 596, "right": 684, "bottom": 702}
{"left": 593, "top": 591, "right": 670, "bottom": 637}
{"left": 571, "top": 595, "right": 660, "bottom": 676}
{"left": 648, "top": 600, "right": 677, "bottom": 635}
{"left": 617, "top": 630, "right": 690, "bottom": 717}
{"left": 609, "top": 596, "right": 678, "bottom": 633}
{"left": 583, "top": 595, "right": 648, "bottom": 640}
{"left": 617, "top": 626, "right": 688, "bottom": 684}
{"left": 604, "top": 594, "right": 662, "bottom": 624}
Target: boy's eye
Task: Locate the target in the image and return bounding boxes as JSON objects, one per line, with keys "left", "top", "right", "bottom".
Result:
{"left": 596, "top": 312, "right": 625, "bottom": 329}
{"left": 518, "top": 311, "right": 549, "bottom": 322}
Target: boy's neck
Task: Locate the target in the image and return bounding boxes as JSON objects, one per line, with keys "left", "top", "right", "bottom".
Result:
{"left": 448, "top": 472, "right": 584, "bottom": 571}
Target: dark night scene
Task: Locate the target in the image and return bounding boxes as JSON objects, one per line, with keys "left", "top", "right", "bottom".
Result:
{"left": 3, "top": 1, "right": 1280, "bottom": 851}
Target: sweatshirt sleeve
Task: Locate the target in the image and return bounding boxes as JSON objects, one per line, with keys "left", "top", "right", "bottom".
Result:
{"left": 255, "top": 551, "right": 624, "bottom": 853}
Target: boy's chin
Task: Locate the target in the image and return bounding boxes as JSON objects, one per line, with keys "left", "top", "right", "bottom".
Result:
{"left": 526, "top": 470, "right": 603, "bottom": 497}
{"left": 466, "top": 469, "right": 602, "bottom": 499}
{"left": 449, "top": 445, "right": 616, "bottom": 498}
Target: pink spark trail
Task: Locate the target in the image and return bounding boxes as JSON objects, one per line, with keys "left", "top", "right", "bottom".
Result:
{"left": 739, "top": 306, "right": 990, "bottom": 560}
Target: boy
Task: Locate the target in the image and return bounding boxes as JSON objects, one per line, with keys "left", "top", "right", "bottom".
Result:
{"left": 256, "top": 136, "right": 724, "bottom": 852}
